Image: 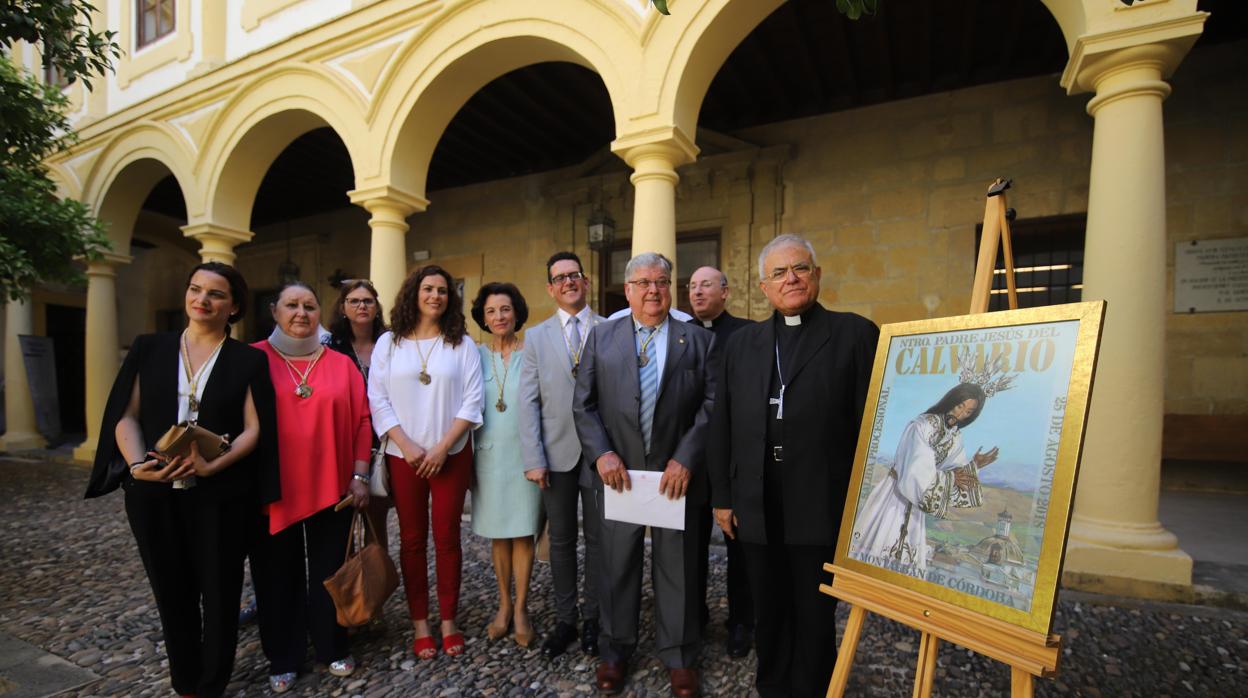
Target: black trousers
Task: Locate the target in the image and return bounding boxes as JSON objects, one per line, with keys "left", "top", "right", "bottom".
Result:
{"left": 124, "top": 480, "right": 251, "bottom": 698}
{"left": 741, "top": 453, "right": 838, "bottom": 698}
{"left": 696, "top": 511, "right": 754, "bottom": 629}
{"left": 541, "top": 462, "right": 602, "bottom": 626}
{"left": 252, "top": 504, "right": 353, "bottom": 674}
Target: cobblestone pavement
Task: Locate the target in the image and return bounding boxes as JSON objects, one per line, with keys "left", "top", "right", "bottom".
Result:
{"left": 1, "top": 457, "right": 1245, "bottom": 697}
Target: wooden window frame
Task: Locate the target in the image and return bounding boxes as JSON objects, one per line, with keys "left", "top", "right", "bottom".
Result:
{"left": 135, "top": 0, "right": 176, "bottom": 49}
{"left": 978, "top": 213, "right": 1086, "bottom": 312}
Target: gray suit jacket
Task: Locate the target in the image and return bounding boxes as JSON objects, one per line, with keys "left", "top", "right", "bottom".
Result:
{"left": 518, "top": 310, "right": 606, "bottom": 474}
{"left": 573, "top": 315, "right": 717, "bottom": 506}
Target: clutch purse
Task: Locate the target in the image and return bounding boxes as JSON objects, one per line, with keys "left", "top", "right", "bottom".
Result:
{"left": 369, "top": 436, "right": 390, "bottom": 498}
{"left": 154, "top": 421, "right": 231, "bottom": 461}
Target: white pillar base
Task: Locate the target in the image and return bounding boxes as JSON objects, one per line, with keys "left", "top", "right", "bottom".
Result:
{"left": 72, "top": 440, "right": 97, "bottom": 463}
{"left": 0, "top": 431, "right": 47, "bottom": 451}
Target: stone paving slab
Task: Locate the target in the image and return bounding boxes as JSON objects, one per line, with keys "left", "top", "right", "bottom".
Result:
{"left": 0, "top": 631, "right": 99, "bottom": 697}
{"left": 0, "top": 456, "right": 1245, "bottom": 697}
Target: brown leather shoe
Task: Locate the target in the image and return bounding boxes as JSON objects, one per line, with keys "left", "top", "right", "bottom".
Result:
{"left": 669, "top": 667, "right": 700, "bottom": 697}
{"left": 595, "top": 660, "right": 627, "bottom": 695}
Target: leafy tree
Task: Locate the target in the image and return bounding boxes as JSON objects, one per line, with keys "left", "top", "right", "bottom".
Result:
{"left": 0, "top": 1, "right": 120, "bottom": 301}
{"left": 650, "top": 0, "right": 878, "bottom": 19}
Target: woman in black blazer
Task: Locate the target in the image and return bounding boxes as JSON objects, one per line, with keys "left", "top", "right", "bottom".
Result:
{"left": 86, "top": 262, "right": 279, "bottom": 698}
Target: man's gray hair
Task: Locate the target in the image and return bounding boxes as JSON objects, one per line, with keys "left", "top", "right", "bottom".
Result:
{"left": 626, "top": 251, "right": 673, "bottom": 280}
{"left": 757, "top": 234, "right": 818, "bottom": 279}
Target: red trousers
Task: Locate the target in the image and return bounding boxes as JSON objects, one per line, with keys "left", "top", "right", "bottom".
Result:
{"left": 387, "top": 446, "right": 472, "bottom": 621}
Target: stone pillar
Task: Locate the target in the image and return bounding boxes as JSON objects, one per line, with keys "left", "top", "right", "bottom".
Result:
{"left": 1058, "top": 17, "right": 1205, "bottom": 592}
{"left": 73, "top": 253, "right": 132, "bottom": 463}
{"left": 1, "top": 299, "right": 46, "bottom": 451}
{"left": 181, "top": 223, "right": 255, "bottom": 265}
{"left": 348, "top": 186, "right": 428, "bottom": 310}
{"left": 612, "top": 129, "right": 699, "bottom": 274}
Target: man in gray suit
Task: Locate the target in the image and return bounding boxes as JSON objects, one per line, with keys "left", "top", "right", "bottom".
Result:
{"left": 573, "top": 252, "right": 716, "bottom": 698}
{"left": 519, "top": 251, "right": 606, "bottom": 659}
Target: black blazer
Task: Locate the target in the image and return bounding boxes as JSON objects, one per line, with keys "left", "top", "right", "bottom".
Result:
{"left": 708, "top": 304, "right": 878, "bottom": 546}
{"left": 573, "top": 316, "right": 717, "bottom": 505}
{"left": 85, "top": 332, "right": 280, "bottom": 503}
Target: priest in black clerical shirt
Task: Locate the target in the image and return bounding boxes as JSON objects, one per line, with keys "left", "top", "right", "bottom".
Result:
{"left": 686, "top": 266, "right": 754, "bottom": 659}
{"left": 707, "top": 235, "right": 879, "bottom": 698}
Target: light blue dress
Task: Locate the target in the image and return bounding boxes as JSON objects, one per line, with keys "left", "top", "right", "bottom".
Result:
{"left": 471, "top": 346, "right": 542, "bottom": 538}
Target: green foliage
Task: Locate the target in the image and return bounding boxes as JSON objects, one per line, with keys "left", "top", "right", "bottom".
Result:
{"left": 0, "top": 1, "right": 119, "bottom": 301}
{"left": 651, "top": 0, "right": 877, "bottom": 19}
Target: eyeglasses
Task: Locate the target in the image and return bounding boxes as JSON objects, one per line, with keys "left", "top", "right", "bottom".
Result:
{"left": 688, "top": 281, "right": 726, "bottom": 291}
{"left": 627, "top": 278, "right": 672, "bottom": 291}
{"left": 345, "top": 298, "right": 376, "bottom": 308}
{"left": 550, "top": 271, "right": 586, "bottom": 285}
{"left": 766, "top": 263, "right": 814, "bottom": 282}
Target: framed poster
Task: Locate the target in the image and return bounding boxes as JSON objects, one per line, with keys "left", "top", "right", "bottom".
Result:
{"left": 835, "top": 301, "right": 1105, "bottom": 635}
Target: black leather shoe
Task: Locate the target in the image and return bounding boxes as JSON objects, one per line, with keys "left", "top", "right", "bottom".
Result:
{"left": 581, "top": 619, "right": 600, "bottom": 657}
{"left": 542, "top": 622, "right": 578, "bottom": 659}
{"left": 726, "top": 624, "right": 752, "bottom": 658}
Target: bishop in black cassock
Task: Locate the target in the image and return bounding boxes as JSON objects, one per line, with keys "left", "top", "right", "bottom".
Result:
{"left": 708, "top": 236, "right": 878, "bottom": 698}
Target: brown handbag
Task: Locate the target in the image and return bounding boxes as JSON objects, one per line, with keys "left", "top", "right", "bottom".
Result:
{"left": 323, "top": 512, "right": 399, "bottom": 627}
{"left": 154, "top": 421, "right": 231, "bottom": 460}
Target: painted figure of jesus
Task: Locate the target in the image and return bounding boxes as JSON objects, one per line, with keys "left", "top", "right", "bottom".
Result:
{"left": 851, "top": 383, "right": 1000, "bottom": 578}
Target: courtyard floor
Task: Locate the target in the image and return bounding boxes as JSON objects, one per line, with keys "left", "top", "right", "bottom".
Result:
{"left": 0, "top": 455, "right": 1244, "bottom": 697}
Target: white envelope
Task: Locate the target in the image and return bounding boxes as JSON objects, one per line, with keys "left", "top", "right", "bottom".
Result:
{"left": 603, "top": 470, "right": 686, "bottom": 531}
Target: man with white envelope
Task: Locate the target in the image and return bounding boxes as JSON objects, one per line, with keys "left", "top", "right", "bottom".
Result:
{"left": 573, "top": 251, "right": 717, "bottom": 698}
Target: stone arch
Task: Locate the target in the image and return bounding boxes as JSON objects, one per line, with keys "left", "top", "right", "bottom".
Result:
{"left": 82, "top": 121, "right": 198, "bottom": 254}
{"left": 198, "top": 64, "right": 368, "bottom": 232}
{"left": 369, "top": 0, "right": 636, "bottom": 198}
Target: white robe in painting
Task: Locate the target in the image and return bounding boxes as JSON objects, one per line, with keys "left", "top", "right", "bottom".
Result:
{"left": 850, "top": 413, "right": 983, "bottom": 578}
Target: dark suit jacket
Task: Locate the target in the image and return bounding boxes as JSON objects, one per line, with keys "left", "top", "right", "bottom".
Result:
{"left": 708, "top": 304, "right": 878, "bottom": 546}
{"left": 573, "top": 315, "right": 717, "bottom": 505}
{"left": 85, "top": 332, "right": 280, "bottom": 503}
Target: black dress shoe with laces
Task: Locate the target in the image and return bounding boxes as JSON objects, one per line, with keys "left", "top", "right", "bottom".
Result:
{"left": 581, "top": 619, "right": 600, "bottom": 657}
{"left": 726, "top": 623, "right": 752, "bottom": 658}
{"left": 541, "top": 621, "right": 578, "bottom": 659}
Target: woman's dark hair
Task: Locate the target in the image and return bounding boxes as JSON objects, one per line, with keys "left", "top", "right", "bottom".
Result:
{"left": 470, "top": 282, "right": 529, "bottom": 334}
{"left": 545, "top": 251, "right": 583, "bottom": 282}
{"left": 274, "top": 280, "right": 319, "bottom": 303}
{"left": 391, "top": 265, "right": 467, "bottom": 347}
{"left": 330, "top": 279, "right": 387, "bottom": 344}
{"left": 923, "top": 383, "right": 988, "bottom": 429}
{"left": 186, "top": 262, "right": 249, "bottom": 325}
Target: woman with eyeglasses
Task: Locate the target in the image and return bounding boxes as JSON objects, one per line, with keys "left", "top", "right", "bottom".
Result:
{"left": 86, "top": 262, "right": 278, "bottom": 698}
{"left": 327, "top": 279, "right": 391, "bottom": 549}
{"left": 252, "top": 281, "right": 373, "bottom": 693}
{"left": 369, "top": 265, "right": 483, "bottom": 660}
{"left": 469, "top": 282, "right": 542, "bottom": 648}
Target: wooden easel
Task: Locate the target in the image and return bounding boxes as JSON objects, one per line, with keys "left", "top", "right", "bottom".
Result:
{"left": 822, "top": 179, "right": 1062, "bottom": 698}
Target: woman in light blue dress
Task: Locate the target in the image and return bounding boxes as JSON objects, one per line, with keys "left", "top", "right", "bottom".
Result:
{"left": 470, "top": 282, "right": 542, "bottom": 648}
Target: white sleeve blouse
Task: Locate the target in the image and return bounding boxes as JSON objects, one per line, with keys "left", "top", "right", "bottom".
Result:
{"left": 368, "top": 331, "right": 484, "bottom": 456}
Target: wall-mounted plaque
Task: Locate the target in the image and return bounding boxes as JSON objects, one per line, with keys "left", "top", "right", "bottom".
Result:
{"left": 1174, "top": 237, "right": 1248, "bottom": 313}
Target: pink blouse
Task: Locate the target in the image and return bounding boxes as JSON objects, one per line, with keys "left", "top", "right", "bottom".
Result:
{"left": 255, "top": 341, "right": 372, "bottom": 534}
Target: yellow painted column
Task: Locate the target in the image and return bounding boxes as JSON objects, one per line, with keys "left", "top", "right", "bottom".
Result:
{"left": 1, "top": 299, "right": 46, "bottom": 451}
{"left": 349, "top": 186, "right": 428, "bottom": 310}
{"left": 182, "top": 223, "right": 255, "bottom": 265}
{"left": 613, "top": 129, "right": 699, "bottom": 275}
{"left": 73, "top": 253, "right": 132, "bottom": 463}
{"left": 1059, "top": 19, "right": 1205, "bottom": 592}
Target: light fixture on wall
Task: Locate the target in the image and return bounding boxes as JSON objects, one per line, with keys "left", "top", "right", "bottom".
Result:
{"left": 586, "top": 178, "right": 615, "bottom": 252}
{"left": 277, "top": 221, "right": 300, "bottom": 284}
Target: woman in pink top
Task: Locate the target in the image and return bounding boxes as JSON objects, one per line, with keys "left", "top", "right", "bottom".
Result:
{"left": 251, "top": 281, "right": 373, "bottom": 693}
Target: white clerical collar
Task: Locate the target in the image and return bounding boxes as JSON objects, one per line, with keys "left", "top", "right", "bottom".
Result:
{"left": 702, "top": 320, "right": 714, "bottom": 328}
{"left": 783, "top": 314, "right": 803, "bottom": 326}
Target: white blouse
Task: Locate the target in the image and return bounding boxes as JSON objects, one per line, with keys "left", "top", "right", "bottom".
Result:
{"left": 369, "top": 331, "right": 484, "bottom": 457}
{"left": 177, "top": 346, "right": 222, "bottom": 424}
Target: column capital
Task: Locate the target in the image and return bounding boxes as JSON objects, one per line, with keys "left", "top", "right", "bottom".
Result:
{"left": 348, "top": 185, "right": 430, "bottom": 217}
{"left": 611, "top": 126, "right": 700, "bottom": 172}
{"left": 181, "top": 223, "right": 255, "bottom": 265}
{"left": 1059, "top": 12, "right": 1207, "bottom": 96}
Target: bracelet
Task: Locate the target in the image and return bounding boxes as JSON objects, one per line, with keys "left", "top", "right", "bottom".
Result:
{"left": 129, "top": 460, "right": 147, "bottom": 472}
{"left": 352, "top": 472, "right": 370, "bottom": 484}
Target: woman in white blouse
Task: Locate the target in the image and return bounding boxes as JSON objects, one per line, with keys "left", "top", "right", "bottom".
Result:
{"left": 368, "top": 265, "right": 483, "bottom": 660}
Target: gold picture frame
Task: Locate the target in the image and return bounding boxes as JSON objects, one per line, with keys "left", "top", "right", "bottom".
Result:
{"left": 834, "top": 301, "right": 1105, "bottom": 635}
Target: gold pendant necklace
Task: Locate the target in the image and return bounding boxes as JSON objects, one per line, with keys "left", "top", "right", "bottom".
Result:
{"left": 491, "top": 341, "right": 514, "bottom": 412}
{"left": 181, "top": 330, "right": 228, "bottom": 413}
{"left": 637, "top": 324, "right": 659, "bottom": 368}
{"left": 277, "top": 346, "right": 324, "bottom": 399}
{"left": 414, "top": 336, "right": 440, "bottom": 385}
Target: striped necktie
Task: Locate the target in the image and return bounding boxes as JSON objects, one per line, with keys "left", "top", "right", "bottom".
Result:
{"left": 639, "top": 326, "right": 658, "bottom": 454}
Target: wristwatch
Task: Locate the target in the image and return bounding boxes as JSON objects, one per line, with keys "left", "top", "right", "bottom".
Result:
{"left": 352, "top": 472, "right": 371, "bottom": 484}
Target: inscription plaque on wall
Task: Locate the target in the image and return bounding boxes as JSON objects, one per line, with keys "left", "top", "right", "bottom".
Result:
{"left": 1173, "top": 237, "right": 1248, "bottom": 313}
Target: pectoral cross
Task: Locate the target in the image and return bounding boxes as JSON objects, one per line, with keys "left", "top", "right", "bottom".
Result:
{"left": 770, "top": 385, "right": 785, "bottom": 420}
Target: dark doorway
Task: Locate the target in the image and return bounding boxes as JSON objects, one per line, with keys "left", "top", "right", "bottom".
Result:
{"left": 45, "top": 304, "right": 86, "bottom": 437}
